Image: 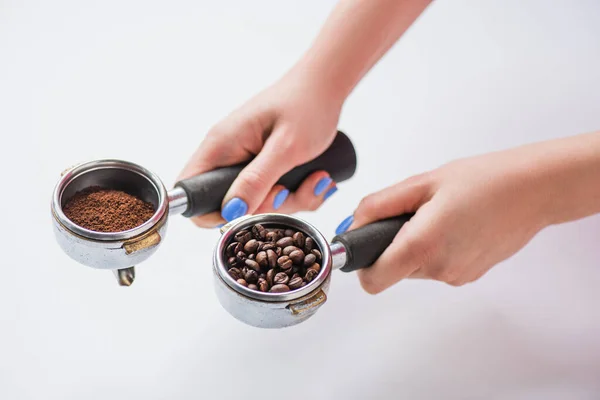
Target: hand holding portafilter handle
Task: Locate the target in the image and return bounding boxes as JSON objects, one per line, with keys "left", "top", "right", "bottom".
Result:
{"left": 332, "top": 214, "right": 414, "bottom": 272}
{"left": 173, "top": 131, "right": 357, "bottom": 218}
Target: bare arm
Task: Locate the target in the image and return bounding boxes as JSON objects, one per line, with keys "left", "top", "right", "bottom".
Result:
{"left": 292, "top": 0, "right": 432, "bottom": 102}
{"left": 180, "top": 0, "right": 432, "bottom": 225}
{"left": 341, "top": 130, "right": 600, "bottom": 293}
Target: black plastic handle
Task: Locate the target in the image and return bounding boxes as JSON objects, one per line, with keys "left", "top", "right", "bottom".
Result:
{"left": 332, "top": 214, "right": 414, "bottom": 273}
{"left": 175, "top": 130, "right": 357, "bottom": 218}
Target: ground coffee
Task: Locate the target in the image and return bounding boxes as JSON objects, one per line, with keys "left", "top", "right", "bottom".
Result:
{"left": 63, "top": 187, "right": 155, "bottom": 232}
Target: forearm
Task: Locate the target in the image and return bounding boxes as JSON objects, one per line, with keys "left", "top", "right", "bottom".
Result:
{"left": 290, "top": 0, "right": 432, "bottom": 102}
{"left": 531, "top": 131, "right": 600, "bottom": 226}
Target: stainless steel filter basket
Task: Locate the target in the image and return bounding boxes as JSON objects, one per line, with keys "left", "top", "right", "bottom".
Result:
{"left": 212, "top": 213, "right": 411, "bottom": 328}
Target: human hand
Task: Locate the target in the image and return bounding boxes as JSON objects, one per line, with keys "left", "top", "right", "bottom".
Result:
{"left": 178, "top": 70, "right": 343, "bottom": 228}
{"left": 335, "top": 133, "right": 600, "bottom": 293}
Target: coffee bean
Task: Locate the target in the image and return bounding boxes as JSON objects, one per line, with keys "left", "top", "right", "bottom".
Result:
{"left": 235, "top": 230, "right": 252, "bottom": 244}
{"left": 245, "top": 269, "right": 258, "bottom": 283}
{"left": 259, "top": 272, "right": 267, "bottom": 280}
{"left": 258, "top": 278, "right": 269, "bottom": 292}
{"left": 274, "top": 272, "right": 289, "bottom": 285}
{"left": 228, "top": 256, "right": 238, "bottom": 267}
{"left": 284, "top": 229, "right": 295, "bottom": 237}
{"left": 307, "top": 263, "right": 321, "bottom": 274}
{"left": 266, "top": 231, "right": 281, "bottom": 243}
{"left": 237, "top": 278, "right": 248, "bottom": 287}
{"left": 270, "top": 284, "right": 290, "bottom": 293}
{"left": 293, "top": 232, "right": 305, "bottom": 248}
{"left": 244, "top": 259, "right": 261, "bottom": 272}
{"left": 266, "top": 249, "right": 278, "bottom": 269}
{"left": 248, "top": 253, "right": 256, "bottom": 260}
{"left": 286, "top": 267, "right": 295, "bottom": 277}
{"left": 276, "top": 237, "right": 294, "bottom": 248}
{"left": 252, "top": 224, "right": 267, "bottom": 240}
{"left": 303, "top": 254, "right": 316, "bottom": 267}
{"left": 267, "top": 268, "right": 276, "bottom": 286}
{"left": 248, "top": 284, "right": 258, "bottom": 291}
{"left": 305, "top": 269, "right": 318, "bottom": 282}
{"left": 256, "top": 241, "right": 265, "bottom": 252}
{"left": 262, "top": 242, "right": 276, "bottom": 251}
{"left": 236, "top": 251, "right": 247, "bottom": 263}
{"left": 289, "top": 249, "right": 305, "bottom": 265}
{"left": 277, "top": 256, "right": 293, "bottom": 271}
{"left": 311, "top": 249, "right": 322, "bottom": 262}
{"left": 283, "top": 246, "right": 299, "bottom": 256}
{"left": 304, "top": 237, "right": 314, "bottom": 253}
{"left": 228, "top": 267, "right": 243, "bottom": 280}
{"left": 288, "top": 276, "right": 303, "bottom": 289}
{"left": 275, "top": 247, "right": 283, "bottom": 256}
{"left": 227, "top": 242, "right": 242, "bottom": 257}
{"left": 255, "top": 251, "right": 268, "bottom": 268}
{"left": 300, "top": 281, "right": 307, "bottom": 287}
{"left": 244, "top": 239, "right": 259, "bottom": 254}
{"left": 265, "top": 231, "right": 276, "bottom": 242}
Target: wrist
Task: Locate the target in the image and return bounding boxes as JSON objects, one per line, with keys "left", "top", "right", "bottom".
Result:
{"left": 284, "top": 54, "right": 352, "bottom": 108}
{"left": 526, "top": 131, "right": 600, "bottom": 227}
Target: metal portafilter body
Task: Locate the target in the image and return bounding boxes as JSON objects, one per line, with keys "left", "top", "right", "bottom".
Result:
{"left": 51, "top": 131, "right": 357, "bottom": 285}
{"left": 52, "top": 160, "right": 170, "bottom": 273}
{"left": 213, "top": 213, "right": 412, "bottom": 328}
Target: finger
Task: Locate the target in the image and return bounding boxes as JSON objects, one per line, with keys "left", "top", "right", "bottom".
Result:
{"left": 220, "top": 128, "right": 303, "bottom": 222}
{"left": 254, "top": 185, "right": 290, "bottom": 214}
{"left": 177, "top": 130, "right": 248, "bottom": 182}
{"left": 190, "top": 211, "right": 225, "bottom": 229}
{"left": 275, "top": 171, "right": 335, "bottom": 214}
{"left": 406, "top": 268, "right": 428, "bottom": 279}
{"left": 356, "top": 206, "right": 439, "bottom": 294}
{"left": 349, "top": 173, "right": 434, "bottom": 231}
{"left": 177, "top": 109, "right": 271, "bottom": 227}
{"left": 177, "top": 106, "right": 270, "bottom": 181}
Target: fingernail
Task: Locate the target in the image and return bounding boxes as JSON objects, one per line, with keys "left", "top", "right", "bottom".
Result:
{"left": 323, "top": 186, "right": 337, "bottom": 201}
{"left": 221, "top": 197, "right": 248, "bottom": 222}
{"left": 335, "top": 215, "right": 354, "bottom": 235}
{"left": 314, "top": 177, "right": 332, "bottom": 196}
{"left": 273, "top": 189, "right": 289, "bottom": 210}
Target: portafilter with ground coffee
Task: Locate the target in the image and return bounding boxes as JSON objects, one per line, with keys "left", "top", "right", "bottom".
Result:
{"left": 51, "top": 131, "right": 356, "bottom": 286}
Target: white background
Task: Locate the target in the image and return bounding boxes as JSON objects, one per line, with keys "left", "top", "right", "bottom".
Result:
{"left": 1, "top": 1, "right": 600, "bottom": 399}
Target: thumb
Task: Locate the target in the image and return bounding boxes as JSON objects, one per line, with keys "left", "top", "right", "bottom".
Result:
{"left": 220, "top": 129, "right": 301, "bottom": 221}
{"left": 341, "top": 172, "right": 434, "bottom": 233}
{"left": 356, "top": 206, "right": 437, "bottom": 294}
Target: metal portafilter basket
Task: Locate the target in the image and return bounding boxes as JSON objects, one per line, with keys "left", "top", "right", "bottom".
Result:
{"left": 51, "top": 131, "right": 356, "bottom": 286}
{"left": 214, "top": 213, "right": 412, "bottom": 328}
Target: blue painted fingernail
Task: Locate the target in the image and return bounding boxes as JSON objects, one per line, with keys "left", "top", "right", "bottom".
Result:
{"left": 323, "top": 186, "right": 337, "bottom": 201}
{"left": 314, "top": 177, "right": 332, "bottom": 196}
{"left": 221, "top": 197, "right": 248, "bottom": 222}
{"left": 335, "top": 215, "right": 354, "bottom": 235}
{"left": 273, "top": 189, "right": 289, "bottom": 210}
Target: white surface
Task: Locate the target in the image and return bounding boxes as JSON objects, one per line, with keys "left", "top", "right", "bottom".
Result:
{"left": 1, "top": 1, "right": 600, "bottom": 399}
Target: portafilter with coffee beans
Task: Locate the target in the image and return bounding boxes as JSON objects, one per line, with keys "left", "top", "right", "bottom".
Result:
{"left": 214, "top": 213, "right": 412, "bottom": 328}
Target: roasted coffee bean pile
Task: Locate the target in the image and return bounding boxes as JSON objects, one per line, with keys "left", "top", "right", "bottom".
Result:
{"left": 226, "top": 224, "right": 322, "bottom": 293}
